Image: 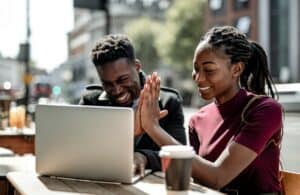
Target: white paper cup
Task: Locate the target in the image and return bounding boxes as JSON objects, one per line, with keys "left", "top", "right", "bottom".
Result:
{"left": 159, "top": 145, "right": 195, "bottom": 191}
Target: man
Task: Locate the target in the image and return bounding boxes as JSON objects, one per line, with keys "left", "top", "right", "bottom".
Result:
{"left": 79, "top": 34, "right": 186, "bottom": 172}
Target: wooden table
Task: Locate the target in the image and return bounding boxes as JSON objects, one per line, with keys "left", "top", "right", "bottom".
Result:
{"left": 7, "top": 171, "right": 224, "bottom": 195}
{"left": 3, "top": 156, "right": 223, "bottom": 195}
{"left": 0, "top": 128, "right": 35, "bottom": 155}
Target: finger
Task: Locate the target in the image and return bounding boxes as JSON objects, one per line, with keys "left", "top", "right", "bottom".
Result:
{"left": 149, "top": 72, "right": 160, "bottom": 100}
{"left": 134, "top": 121, "right": 142, "bottom": 136}
{"left": 149, "top": 74, "right": 155, "bottom": 98}
{"left": 151, "top": 72, "right": 156, "bottom": 82}
{"left": 159, "top": 110, "right": 168, "bottom": 119}
{"left": 145, "top": 76, "right": 151, "bottom": 89}
{"left": 139, "top": 163, "right": 145, "bottom": 177}
{"left": 144, "top": 84, "right": 151, "bottom": 102}
{"left": 145, "top": 76, "right": 152, "bottom": 98}
{"left": 150, "top": 72, "right": 156, "bottom": 96}
{"left": 135, "top": 91, "right": 145, "bottom": 136}
{"left": 152, "top": 72, "right": 159, "bottom": 99}
{"left": 147, "top": 75, "right": 152, "bottom": 86}
{"left": 152, "top": 72, "right": 157, "bottom": 84}
{"left": 140, "top": 88, "right": 145, "bottom": 104}
{"left": 142, "top": 84, "right": 148, "bottom": 107}
{"left": 154, "top": 76, "right": 160, "bottom": 100}
{"left": 134, "top": 100, "right": 141, "bottom": 134}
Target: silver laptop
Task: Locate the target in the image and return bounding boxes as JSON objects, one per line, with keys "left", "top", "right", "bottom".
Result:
{"left": 35, "top": 104, "right": 144, "bottom": 184}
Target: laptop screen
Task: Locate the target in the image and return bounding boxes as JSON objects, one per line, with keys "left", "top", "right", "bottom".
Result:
{"left": 35, "top": 104, "right": 134, "bottom": 183}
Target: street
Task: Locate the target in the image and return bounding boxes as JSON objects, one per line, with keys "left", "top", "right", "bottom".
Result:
{"left": 183, "top": 108, "right": 300, "bottom": 172}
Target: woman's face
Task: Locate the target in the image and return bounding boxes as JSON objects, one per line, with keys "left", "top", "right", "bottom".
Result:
{"left": 192, "top": 44, "right": 241, "bottom": 104}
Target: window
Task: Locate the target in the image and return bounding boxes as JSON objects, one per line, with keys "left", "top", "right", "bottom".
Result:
{"left": 233, "top": 0, "right": 249, "bottom": 11}
{"left": 209, "top": 0, "right": 225, "bottom": 16}
{"left": 72, "top": 65, "right": 86, "bottom": 82}
{"left": 270, "top": 0, "right": 289, "bottom": 81}
{"left": 234, "top": 16, "right": 251, "bottom": 36}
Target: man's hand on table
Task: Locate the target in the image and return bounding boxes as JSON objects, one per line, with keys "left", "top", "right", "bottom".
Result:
{"left": 134, "top": 152, "right": 148, "bottom": 177}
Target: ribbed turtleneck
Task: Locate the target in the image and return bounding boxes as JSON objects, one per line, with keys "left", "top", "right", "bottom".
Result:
{"left": 215, "top": 88, "right": 249, "bottom": 118}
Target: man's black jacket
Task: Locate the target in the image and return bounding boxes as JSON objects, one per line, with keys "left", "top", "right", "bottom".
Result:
{"left": 79, "top": 73, "right": 186, "bottom": 171}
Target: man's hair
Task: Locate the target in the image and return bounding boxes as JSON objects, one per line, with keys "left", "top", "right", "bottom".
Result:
{"left": 91, "top": 34, "right": 135, "bottom": 67}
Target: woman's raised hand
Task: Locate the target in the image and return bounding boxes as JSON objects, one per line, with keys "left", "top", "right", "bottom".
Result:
{"left": 139, "top": 72, "right": 168, "bottom": 133}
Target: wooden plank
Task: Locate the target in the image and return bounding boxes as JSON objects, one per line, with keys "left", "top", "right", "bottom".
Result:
{"left": 7, "top": 173, "right": 75, "bottom": 195}
{"left": 59, "top": 179, "right": 141, "bottom": 195}
{"left": 7, "top": 172, "right": 224, "bottom": 195}
{"left": 0, "top": 135, "right": 34, "bottom": 155}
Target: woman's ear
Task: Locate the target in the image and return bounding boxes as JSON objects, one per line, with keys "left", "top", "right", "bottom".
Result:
{"left": 231, "top": 62, "right": 244, "bottom": 78}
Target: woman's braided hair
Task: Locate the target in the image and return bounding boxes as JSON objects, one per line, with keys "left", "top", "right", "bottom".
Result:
{"left": 202, "top": 26, "right": 277, "bottom": 99}
{"left": 201, "top": 27, "right": 283, "bottom": 176}
{"left": 91, "top": 34, "right": 135, "bottom": 67}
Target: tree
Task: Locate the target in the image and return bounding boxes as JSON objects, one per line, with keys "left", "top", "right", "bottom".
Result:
{"left": 157, "top": 0, "right": 206, "bottom": 75}
{"left": 125, "top": 17, "right": 163, "bottom": 73}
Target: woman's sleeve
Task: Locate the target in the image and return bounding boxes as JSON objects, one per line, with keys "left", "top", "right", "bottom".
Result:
{"left": 234, "top": 98, "right": 283, "bottom": 154}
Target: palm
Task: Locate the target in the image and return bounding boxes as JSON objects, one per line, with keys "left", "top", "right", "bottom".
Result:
{"left": 139, "top": 73, "right": 168, "bottom": 132}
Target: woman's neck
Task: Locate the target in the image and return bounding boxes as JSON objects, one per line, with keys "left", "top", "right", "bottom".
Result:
{"left": 215, "top": 86, "right": 240, "bottom": 105}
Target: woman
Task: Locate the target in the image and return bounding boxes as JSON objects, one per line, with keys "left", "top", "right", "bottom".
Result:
{"left": 138, "top": 26, "right": 283, "bottom": 194}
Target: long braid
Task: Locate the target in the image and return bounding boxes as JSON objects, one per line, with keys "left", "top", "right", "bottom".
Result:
{"left": 247, "top": 42, "right": 277, "bottom": 99}
{"left": 202, "top": 26, "right": 277, "bottom": 99}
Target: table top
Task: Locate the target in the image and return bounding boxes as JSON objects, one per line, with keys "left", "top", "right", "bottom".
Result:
{"left": 0, "top": 155, "right": 35, "bottom": 176}
{"left": 7, "top": 171, "right": 224, "bottom": 195}
{"left": 2, "top": 156, "right": 224, "bottom": 195}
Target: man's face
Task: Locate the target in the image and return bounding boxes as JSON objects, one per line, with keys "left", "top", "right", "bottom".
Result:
{"left": 97, "top": 58, "right": 142, "bottom": 106}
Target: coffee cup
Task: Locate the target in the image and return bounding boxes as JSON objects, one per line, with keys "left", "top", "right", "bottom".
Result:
{"left": 159, "top": 145, "right": 195, "bottom": 192}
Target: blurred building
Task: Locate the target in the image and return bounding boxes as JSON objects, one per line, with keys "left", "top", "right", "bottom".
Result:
{"left": 205, "top": 0, "right": 257, "bottom": 39}
{"left": 205, "top": 0, "right": 300, "bottom": 83}
{"left": 0, "top": 54, "right": 53, "bottom": 109}
{"left": 0, "top": 57, "right": 24, "bottom": 120}
{"left": 54, "top": 0, "right": 173, "bottom": 103}
{"left": 0, "top": 57, "right": 24, "bottom": 99}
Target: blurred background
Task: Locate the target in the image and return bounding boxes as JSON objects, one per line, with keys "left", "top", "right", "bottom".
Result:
{"left": 0, "top": 0, "right": 299, "bottom": 171}
{"left": 1, "top": 0, "right": 300, "bottom": 108}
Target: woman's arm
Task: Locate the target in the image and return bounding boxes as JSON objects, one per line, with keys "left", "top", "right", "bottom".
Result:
{"left": 192, "top": 141, "right": 257, "bottom": 189}
{"left": 139, "top": 73, "right": 258, "bottom": 189}
{"left": 139, "top": 73, "right": 180, "bottom": 146}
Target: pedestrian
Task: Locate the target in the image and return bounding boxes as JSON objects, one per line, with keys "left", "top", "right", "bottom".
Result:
{"left": 139, "top": 26, "right": 283, "bottom": 194}
{"left": 79, "top": 34, "right": 186, "bottom": 174}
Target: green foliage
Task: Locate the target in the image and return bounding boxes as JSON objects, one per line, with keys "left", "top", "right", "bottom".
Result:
{"left": 125, "top": 0, "right": 206, "bottom": 76}
{"left": 125, "top": 17, "right": 163, "bottom": 73}
{"left": 157, "top": 0, "right": 206, "bottom": 73}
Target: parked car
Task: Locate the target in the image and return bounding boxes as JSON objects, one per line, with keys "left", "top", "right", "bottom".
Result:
{"left": 275, "top": 83, "right": 300, "bottom": 112}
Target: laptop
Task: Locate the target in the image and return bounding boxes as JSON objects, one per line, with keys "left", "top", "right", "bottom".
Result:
{"left": 35, "top": 104, "right": 147, "bottom": 184}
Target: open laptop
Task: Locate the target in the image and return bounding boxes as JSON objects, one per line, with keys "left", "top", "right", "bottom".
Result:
{"left": 35, "top": 104, "right": 148, "bottom": 184}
